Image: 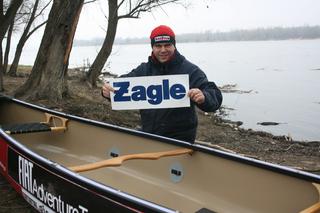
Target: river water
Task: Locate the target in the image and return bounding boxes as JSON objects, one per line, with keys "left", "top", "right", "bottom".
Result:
{"left": 16, "top": 39, "right": 320, "bottom": 141}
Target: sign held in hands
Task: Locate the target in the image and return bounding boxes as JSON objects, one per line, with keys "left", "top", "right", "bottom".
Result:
{"left": 110, "top": 75, "right": 190, "bottom": 110}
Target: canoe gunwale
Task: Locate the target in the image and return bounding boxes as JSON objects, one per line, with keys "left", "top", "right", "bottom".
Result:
{"left": 193, "top": 142, "right": 320, "bottom": 184}
{"left": 1, "top": 95, "right": 320, "bottom": 185}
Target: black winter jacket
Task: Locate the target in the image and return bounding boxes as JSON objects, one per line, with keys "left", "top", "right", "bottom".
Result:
{"left": 121, "top": 51, "right": 222, "bottom": 143}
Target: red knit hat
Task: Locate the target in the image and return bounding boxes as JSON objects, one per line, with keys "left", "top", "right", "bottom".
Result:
{"left": 150, "top": 25, "right": 176, "bottom": 46}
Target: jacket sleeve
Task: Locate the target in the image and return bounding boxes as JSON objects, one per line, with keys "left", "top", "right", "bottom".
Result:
{"left": 190, "top": 68, "right": 223, "bottom": 112}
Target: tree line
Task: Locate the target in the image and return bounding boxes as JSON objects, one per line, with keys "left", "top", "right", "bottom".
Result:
{"left": 176, "top": 26, "right": 320, "bottom": 43}
{"left": 82, "top": 25, "right": 320, "bottom": 45}
{"left": 0, "top": 0, "right": 183, "bottom": 102}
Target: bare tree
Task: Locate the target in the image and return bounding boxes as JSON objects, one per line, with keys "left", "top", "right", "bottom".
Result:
{"left": 7, "top": 0, "right": 51, "bottom": 76}
{"left": 0, "top": 0, "right": 23, "bottom": 38}
{"left": 86, "top": 0, "right": 182, "bottom": 88}
{"left": 0, "top": 0, "right": 23, "bottom": 91}
{"left": 15, "top": 0, "right": 84, "bottom": 102}
{"left": 2, "top": 1, "right": 27, "bottom": 74}
{"left": 3, "top": 19, "right": 13, "bottom": 73}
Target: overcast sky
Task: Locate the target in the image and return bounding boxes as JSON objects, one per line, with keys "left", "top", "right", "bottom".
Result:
{"left": 75, "top": 0, "right": 320, "bottom": 40}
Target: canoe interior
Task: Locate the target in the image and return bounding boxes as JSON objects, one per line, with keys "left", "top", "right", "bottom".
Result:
{"left": 0, "top": 99, "right": 319, "bottom": 213}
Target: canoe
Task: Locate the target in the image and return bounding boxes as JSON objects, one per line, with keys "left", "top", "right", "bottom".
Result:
{"left": 0, "top": 95, "right": 319, "bottom": 213}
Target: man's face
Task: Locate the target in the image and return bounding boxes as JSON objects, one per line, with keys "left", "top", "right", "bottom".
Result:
{"left": 152, "top": 43, "right": 176, "bottom": 63}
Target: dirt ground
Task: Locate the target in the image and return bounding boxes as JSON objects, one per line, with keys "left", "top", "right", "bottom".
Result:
{"left": 1, "top": 67, "right": 320, "bottom": 212}
{"left": 0, "top": 175, "right": 37, "bottom": 213}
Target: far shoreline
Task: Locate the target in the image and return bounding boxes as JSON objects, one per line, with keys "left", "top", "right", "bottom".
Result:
{"left": 74, "top": 25, "right": 320, "bottom": 46}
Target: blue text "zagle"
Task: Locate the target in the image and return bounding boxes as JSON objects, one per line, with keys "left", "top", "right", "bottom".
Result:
{"left": 113, "top": 79, "right": 186, "bottom": 105}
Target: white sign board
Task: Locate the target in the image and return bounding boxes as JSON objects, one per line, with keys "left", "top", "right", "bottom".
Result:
{"left": 110, "top": 75, "right": 190, "bottom": 110}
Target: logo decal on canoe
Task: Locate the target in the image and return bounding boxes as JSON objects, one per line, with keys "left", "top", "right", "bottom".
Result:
{"left": 17, "top": 155, "right": 89, "bottom": 213}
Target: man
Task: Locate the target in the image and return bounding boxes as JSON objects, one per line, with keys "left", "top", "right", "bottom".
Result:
{"left": 102, "top": 25, "right": 222, "bottom": 143}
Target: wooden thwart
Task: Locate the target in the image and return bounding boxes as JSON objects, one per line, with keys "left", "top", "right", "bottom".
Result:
{"left": 300, "top": 201, "right": 320, "bottom": 213}
{"left": 69, "top": 148, "right": 193, "bottom": 173}
{"left": 2, "top": 113, "right": 68, "bottom": 134}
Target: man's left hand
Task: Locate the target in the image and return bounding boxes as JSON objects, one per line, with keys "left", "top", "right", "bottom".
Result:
{"left": 188, "top": 88, "right": 205, "bottom": 104}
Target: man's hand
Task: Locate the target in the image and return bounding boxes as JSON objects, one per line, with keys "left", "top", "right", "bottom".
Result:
{"left": 188, "top": 88, "right": 205, "bottom": 104}
{"left": 101, "top": 83, "right": 115, "bottom": 99}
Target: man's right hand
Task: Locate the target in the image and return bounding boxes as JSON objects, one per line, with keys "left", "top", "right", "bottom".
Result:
{"left": 101, "top": 83, "right": 115, "bottom": 99}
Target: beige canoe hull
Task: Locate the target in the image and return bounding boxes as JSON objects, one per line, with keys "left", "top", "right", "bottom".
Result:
{"left": 1, "top": 97, "right": 319, "bottom": 213}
